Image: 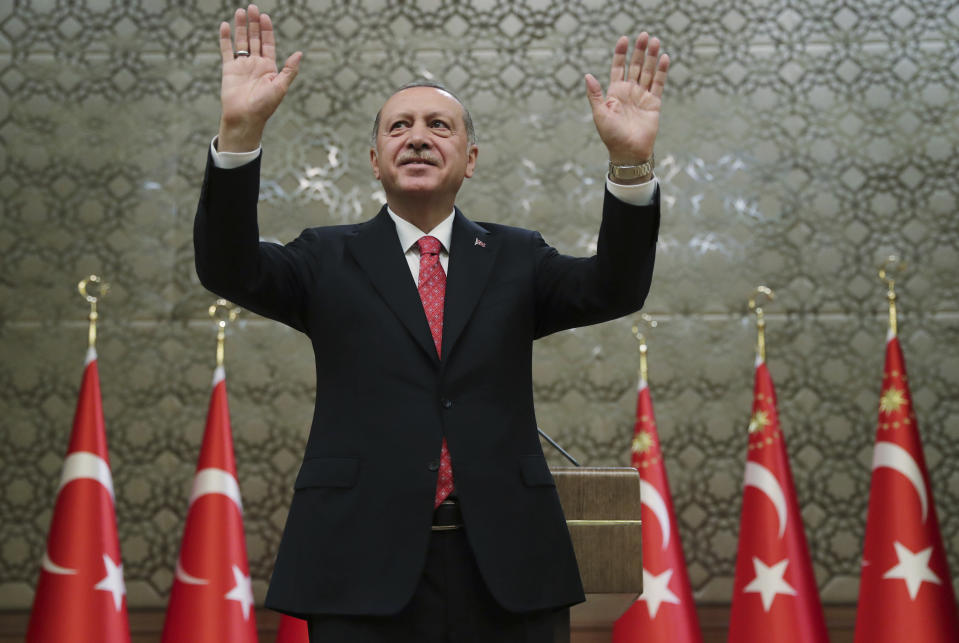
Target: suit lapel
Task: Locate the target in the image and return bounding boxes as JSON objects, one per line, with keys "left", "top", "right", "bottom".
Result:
{"left": 442, "top": 210, "right": 497, "bottom": 361}
{"left": 346, "top": 208, "right": 438, "bottom": 363}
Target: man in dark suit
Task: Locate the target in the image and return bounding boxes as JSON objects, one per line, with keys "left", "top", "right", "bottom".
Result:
{"left": 195, "top": 4, "right": 669, "bottom": 641}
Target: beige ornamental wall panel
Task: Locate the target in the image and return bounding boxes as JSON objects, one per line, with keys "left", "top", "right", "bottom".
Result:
{"left": 1, "top": 0, "right": 958, "bottom": 608}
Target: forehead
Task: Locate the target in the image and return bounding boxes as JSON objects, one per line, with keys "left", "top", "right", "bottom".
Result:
{"left": 379, "top": 87, "right": 465, "bottom": 122}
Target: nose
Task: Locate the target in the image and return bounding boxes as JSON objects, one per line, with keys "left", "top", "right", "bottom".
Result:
{"left": 407, "top": 122, "right": 432, "bottom": 150}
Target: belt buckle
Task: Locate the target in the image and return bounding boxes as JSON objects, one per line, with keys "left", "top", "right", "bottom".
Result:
{"left": 431, "top": 498, "right": 462, "bottom": 531}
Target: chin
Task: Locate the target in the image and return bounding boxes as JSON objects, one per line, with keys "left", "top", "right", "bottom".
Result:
{"left": 394, "top": 179, "right": 444, "bottom": 194}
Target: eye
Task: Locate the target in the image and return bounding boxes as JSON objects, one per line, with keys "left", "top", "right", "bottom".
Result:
{"left": 430, "top": 119, "right": 450, "bottom": 129}
{"left": 389, "top": 120, "right": 408, "bottom": 132}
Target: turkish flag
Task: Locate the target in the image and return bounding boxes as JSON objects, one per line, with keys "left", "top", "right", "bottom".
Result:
{"left": 162, "top": 365, "right": 258, "bottom": 642}
{"left": 276, "top": 614, "right": 310, "bottom": 642}
{"left": 26, "top": 347, "right": 131, "bottom": 642}
{"left": 854, "top": 333, "right": 959, "bottom": 641}
{"left": 727, "top": 358, "right": 828, "bottom": 642}
{"left": 612, "top": 378, "right": 702, "bottom": 643}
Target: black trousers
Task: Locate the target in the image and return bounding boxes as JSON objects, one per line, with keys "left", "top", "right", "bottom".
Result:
{"left": 308, "top": 528, "right": 569, "bottom": 642}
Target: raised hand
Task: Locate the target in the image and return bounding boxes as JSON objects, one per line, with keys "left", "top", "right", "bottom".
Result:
{"left": 217, "top": 4, "right": 302, "bottom": 152}
{"left": 585, "top": 33, "right": 669, "bottom": 165}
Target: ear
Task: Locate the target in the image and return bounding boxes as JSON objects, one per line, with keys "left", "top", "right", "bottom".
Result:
{"left": 463, "top": 144, "right": 479, "bottom": 179}
{"left": 369, "top": 147, "right": 381, "bottom": 180}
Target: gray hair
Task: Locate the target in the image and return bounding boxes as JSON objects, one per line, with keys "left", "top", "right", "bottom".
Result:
{"left": 370, "top": 80, "right": 477, "bottom": 148}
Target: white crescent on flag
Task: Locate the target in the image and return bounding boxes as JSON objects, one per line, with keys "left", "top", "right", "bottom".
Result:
{"left": 41, "top": 551, "right": 77, "bottom": 576}
{"left": 57, "top": 451, "right": 115, "bottom": 501}
{"left": 640, "top": 479, "right": 671, "bottom": 550}
{"left": 43, "top": 451, "right": 116, "bottom": 576}
{"left": 872, "top": 441, "right": 928, "bottom": 523}
{"left": 175, "top": 558, "right": 210, "bottom": 586}
{"left": 743, "top": 461, "right": 788, "bottom": 538}
{"left": 175, "top": 467, "right": 244, "bottom": 586}
{"left": 188, "top": 468, "right": 243, "bottom": 513}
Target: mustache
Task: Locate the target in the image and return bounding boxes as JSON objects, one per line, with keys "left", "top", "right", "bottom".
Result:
{"left": 397, "top": 151, "right": 439, "bottom": 166}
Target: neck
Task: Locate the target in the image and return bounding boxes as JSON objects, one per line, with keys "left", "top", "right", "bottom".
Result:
{"left": 386, "top": 193, "right": 455, "bottom": 233}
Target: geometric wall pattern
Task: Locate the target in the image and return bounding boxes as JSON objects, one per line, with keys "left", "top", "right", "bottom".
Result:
{"left": 2, "top": 0, "right": 958, "bottom": 608}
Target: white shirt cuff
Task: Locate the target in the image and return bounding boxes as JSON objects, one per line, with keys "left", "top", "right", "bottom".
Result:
{"left": 210, "top": 136, "right": 261, "bottom": 169}
{"left": 606, "top": 176, "right": 658, "bottom": 206}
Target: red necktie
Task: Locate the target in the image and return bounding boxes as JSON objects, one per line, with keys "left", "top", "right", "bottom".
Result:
{"left": 416, "top": 236, "right": 454, "bottom": 507}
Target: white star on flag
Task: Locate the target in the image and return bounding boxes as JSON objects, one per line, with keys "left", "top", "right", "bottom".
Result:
{"left": 743, "top": 556, "right": 797, "bottom": 612}
{"left": 882, "top": 541, "right": 941, "bottom": 600}
{"left": 93, "top": 553, "right": 126, "bottom": 611}
{"left": 224, "top": 564, "right": 255, "bottom": 620}
{"left": 639, "top": 567, "right": 681, "bottom": 618}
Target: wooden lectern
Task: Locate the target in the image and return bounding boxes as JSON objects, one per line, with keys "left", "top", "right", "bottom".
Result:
{"left": 552, "top": 467, "right": 643, "bottom": 642}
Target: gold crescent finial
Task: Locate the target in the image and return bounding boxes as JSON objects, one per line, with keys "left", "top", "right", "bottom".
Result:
{"left": 878, "top": 255, "right": 906, "bottom": 335}
{"left": 77, "top": 275, "right": 109, "bottom": 348}
{"left": 208, "top": 299, "right": 241, "bottom": 367}
{"left": 748, "top": 285, "right": 775, "bottom": 362}
{"left": 631, "top": 313, "right": 657, "bottom": 383}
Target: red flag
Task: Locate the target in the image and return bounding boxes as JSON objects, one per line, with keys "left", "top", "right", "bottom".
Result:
{"left": 27, "top": 347, "right": 131, "bottom": 642}
{"left": 613, "top": 378, "right": 702, "bottom": 643}
{"left": 727, "top": 358, "right": 828, "bottom": 642}
{"left": 276, "top": 614, "right": 310, "bottom": 642}
{"left": 854, "top": 333, "right": 959, "bottom": 641}
{"left": 162, "top": 365, "right": 258, "bottom": 642}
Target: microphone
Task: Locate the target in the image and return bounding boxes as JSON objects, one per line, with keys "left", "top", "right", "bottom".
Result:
{"left": 537, "top": 427, "right": 580, "bottom": 466}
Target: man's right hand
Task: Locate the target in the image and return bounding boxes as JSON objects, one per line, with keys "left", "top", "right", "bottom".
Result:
{"left": 217, "top": 4, "right": 302, "bottom": 153}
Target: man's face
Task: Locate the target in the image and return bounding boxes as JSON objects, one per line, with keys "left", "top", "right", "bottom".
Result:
{"left": 370, "top": 87, "right": 478, "bottom": 203}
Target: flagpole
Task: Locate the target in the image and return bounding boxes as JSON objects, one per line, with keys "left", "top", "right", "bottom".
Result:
{"left": 162, "top": 298, "right": 256, "bottom": 643}
{"left": 855, "top": 254, "right": 959, "bottom": 641}
{"left": 78, "top": 275, "right": 109, "bottom": 349}
{"left": 731, "top": 284, "right": 829, "bottom": 641}
{"left": 208, "top": 299, "right": 241, "bottom": 367}
{"left": 878, "top": 255, "right": 906, "bottom": 336}
{"left": 615, "top": 313, "right": 705, "bottom": 643}
{"left": 631, "top": 313, "right": 657, "bottom": 383}
{"left": 747, "top": 285, "right": 774, "bottom": 362}
{"left": 28, "top": 275, "right": 131, "bottom": 642}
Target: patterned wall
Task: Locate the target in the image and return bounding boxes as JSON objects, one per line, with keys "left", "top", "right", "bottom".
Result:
{"left": 2, "top": 0, "right": 957, "bottom": 608}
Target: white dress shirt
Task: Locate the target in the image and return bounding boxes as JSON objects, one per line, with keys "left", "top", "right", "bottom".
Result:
{"left": 387, "top": 208, "right": 453, "bottom": 285}
{"left": 210, "top": 138, "right": 658, "bottom": 285}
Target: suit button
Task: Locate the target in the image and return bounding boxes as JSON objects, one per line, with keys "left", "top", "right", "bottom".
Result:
{"left": 428, "top": 460, "right": 440, "bottom": 471}
{"left": 441, "top": 398, "right": 453, "bottom": 409}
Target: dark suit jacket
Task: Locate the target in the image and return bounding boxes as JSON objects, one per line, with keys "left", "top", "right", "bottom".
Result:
{"left": 194, "top": 152, "right": 660, "bottom": 618}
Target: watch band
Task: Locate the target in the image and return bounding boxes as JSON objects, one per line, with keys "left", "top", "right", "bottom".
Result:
{"left": 608, "top": 156, "right": 655, "bottom": 182}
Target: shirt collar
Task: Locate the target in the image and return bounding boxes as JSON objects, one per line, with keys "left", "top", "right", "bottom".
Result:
{"left": 387, "top": 207, "right": 455, "bottom": 254}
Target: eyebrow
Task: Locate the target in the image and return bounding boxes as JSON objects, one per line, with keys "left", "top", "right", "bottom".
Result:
{"left": 386, "top": 110, "right": 457, "bottom": 123}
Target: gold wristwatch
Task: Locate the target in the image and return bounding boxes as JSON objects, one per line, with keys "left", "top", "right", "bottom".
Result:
{"left": 608, "top": 156, "right": 655, "bottom": 183}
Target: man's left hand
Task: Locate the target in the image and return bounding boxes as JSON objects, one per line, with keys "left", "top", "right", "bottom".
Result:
{"left": 585, "top": 33, "right": 669, "bottom": 164}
